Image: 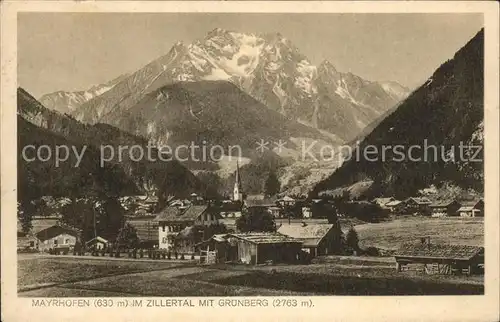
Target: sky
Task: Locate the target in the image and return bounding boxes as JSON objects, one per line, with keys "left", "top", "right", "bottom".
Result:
{"left": 18, "top": 13, "right": 483, "bottom": 98}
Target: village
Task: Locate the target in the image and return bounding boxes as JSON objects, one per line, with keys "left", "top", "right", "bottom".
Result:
{"left": 18, "top": 161, "right": 485, "bottom": 297}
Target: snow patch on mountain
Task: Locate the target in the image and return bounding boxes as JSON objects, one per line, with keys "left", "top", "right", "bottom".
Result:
{"left": 295, "top": 60, "right": 317, "bottom": 95}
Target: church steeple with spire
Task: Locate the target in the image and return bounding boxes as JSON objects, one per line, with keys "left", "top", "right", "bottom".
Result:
{"left": 233, "top": 160, "right": 243, "bottom": 201}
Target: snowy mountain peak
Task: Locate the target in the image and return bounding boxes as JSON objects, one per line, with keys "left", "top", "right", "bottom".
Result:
{"left": 62, "top": 28, "right": 410, "bottom": 142}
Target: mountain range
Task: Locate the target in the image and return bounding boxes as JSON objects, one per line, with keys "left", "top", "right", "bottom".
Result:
{"left": 42, "top": 28, "right": 409, "bottom": 144}
{"left": 33, "top": 28, "right": 413, "bottom": 196}
{"left": 312, "top": 29, "right": 484, "bottom": 199}
{"left": 39, "top": 74, "right": 128, "bottom": 115}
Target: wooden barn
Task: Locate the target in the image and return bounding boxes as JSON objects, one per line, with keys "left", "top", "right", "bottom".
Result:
{"left": 277, "top": 223, "right": 342, "bottom": 257}
{"left": 228, "top": 233, "right": 302, "bottom": 265}
{"left": 196, "top": 232, "right": 302, "bottom": 265}
{"left": 457, "top": 199, "right": 484, "bottom": 217}
{"left": 402, "top": 197, "right": 432, "bottom": 215}
{"left": 394, "top": 238, "right": 484, "bottom": 275}
{"left": 430, "top": 200, "right": 461, "bottom": 217}
{"left": 195, "top": 234, "right": 232, "bottom": 264}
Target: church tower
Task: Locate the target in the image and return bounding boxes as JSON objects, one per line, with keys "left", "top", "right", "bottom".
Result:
{"left": 233, "top": 161, "right": 243, "bottom": 201}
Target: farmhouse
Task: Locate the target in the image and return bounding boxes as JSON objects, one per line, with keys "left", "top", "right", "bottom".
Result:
{"left": 36, "top": 225, "right": 78, "bottom": 252}
{"left": 277, "top": 223, "right": 341, "bottom": 257}
{"left": 373, "top": 197, "right": 395, "bottom": 209}
{"left": 155, "top": 205, "right": 220, "bottom": 250}
{"left": 196, "top": 232, "right": 302, "bottom": 265}
{"left": 402, "top": 197, "right": 432, "bottom": 215}
{"left": 430, "top": 200, "right": 461, "bottom": 217}
{"left": 394, "top": 238, "right": 484, "bottom": 275}
{"left": 385, "top": 200, "right": 403, "bottom": 213}
{"left": 458, "top": 199, "right": 484, "bottom": 217}
{"left": 86, "top": 236, "right": 109, "bottom": 250}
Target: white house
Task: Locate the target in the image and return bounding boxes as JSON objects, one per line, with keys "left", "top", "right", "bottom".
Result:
{"left": 86, "top": 236, "right": 109, "bottom": 250}
{"left": 154, "top": 205, "right": 219, "bottom": 250}
{"left": 36, "top": 225, "right": 78, "bottom": 252}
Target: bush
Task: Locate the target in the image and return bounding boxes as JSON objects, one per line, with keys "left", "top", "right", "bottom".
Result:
{"left": 180, "top": 253, "right": 185, "bottom": 260}
{"left": 167, "top": 252, "right": 171, "bottom": 260}
{"left": 363, "top": 246, "right": 380, "bottom": 257}
{"left": 191, "top": 253, "right": 195, "bottom": 260}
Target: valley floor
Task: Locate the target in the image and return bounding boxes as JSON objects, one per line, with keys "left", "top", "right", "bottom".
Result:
{"left": 18, "top": 253, "right": 483, "bottom": 297}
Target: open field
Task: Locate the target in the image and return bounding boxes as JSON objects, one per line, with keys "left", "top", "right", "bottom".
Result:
{"left": 18, "top": 255, "right": 191, "bottom": 291}
{"left": 355, "top": 216, "right": 484, "bottom": 250}
{"left": 18, "top": 254, "right": 483, "bottom": 296}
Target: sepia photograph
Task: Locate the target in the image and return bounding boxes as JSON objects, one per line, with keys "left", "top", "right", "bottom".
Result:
{"left": 1, "top": 1, "right": 499, "bottom": 321}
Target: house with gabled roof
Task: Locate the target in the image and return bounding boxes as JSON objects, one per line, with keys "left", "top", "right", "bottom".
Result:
{"left": 402, "top": 197, "right": 432, "bottom": 215}
{"left": 458, "top": 199, "right": 484, "bottom": 217}
{"left": 86, "top": 236, "right": 109, "bottom": 250}
{"left": 394, "top": 238, "right": 484, "bottom": 275}
{"left": 372, "top": 197, "right": 396, "bottom": 209}
{"left": 277, "top": 223, "right": 342, "bottom": 257}
{"left": 154, "top": 205, "right": 220, "bottom": 250}
{"left": 195, "top": 232, "right": 303, "bottom": 265}
{"left": 36, "top": 225, "right": 78, "bottom": 252}
{"left": 385, "top": 199, "right": 403, "bottom": 213}
{"left": 430, "top": 199, "right": 461, "bottom": 217}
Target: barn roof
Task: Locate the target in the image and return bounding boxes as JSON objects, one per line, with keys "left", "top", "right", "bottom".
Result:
{"left": 458, "top": 206, "right": 477, "bottom": 212}
{"left": 385, "top": 200, "right": 402, "bottom": 207}
{"left": 373, "top": 197, "right": 395, "bottom": 206}
{"left": 245, "top": 198, "right": 277, "bottom": 208}
{"left": 154, "top": 205, "right": 209, "bottom": 223}
{"left": 229, "top": 232, "right": 302, "bottom": 245}
{"left": 214, "top": 200, "right": 243, "bottom": 212}
{"left": 430, "top": 199, "right": 457, "bottom": 207}
{"left": 459, "top": 199, "right": 484, "bottom": 208}
{"left": 86, "top": 236, "right": 109, "bottom": 245}
{"left": 194, "top": 234, "right": 230, "bottom": 248}
{"left": 277, "top": 223, "right": 334, "bottom": 247}
{"left": 406, "top": 197, "right": 432, "bottom": 205}
{"left": 394, "top": 243, "right": 483, "bottom": 261}
{"left": 36, "top": 225, "right": 78, "bottom": 241}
